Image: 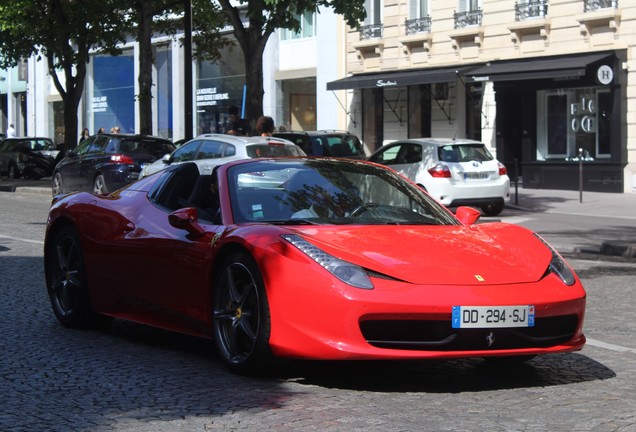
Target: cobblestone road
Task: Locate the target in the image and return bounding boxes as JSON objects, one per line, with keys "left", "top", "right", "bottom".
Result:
{"left": 1, "top": 191, "right": 635, "bottom": 431}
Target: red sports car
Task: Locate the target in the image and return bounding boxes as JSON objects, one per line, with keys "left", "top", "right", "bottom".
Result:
{"left": 44, "top": 158, "right": 586, "bottom": 375}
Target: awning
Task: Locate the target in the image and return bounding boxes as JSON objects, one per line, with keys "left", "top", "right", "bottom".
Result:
{"left": 467, "top": 52, "right": 613, "bottom": 82}
{"left": 326, "top": 66, "right": 478, "bottom": 91}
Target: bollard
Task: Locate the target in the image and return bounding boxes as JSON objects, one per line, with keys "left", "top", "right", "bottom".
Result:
{"left": 578, "top": 148, "right": 583, "bottom": 203}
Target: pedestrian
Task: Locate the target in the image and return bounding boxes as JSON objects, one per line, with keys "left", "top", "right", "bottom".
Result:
{"left": 98, "top": 127, "right": 105, "bottom": 134}
{"left": 254, "top": 116, "right": 275, "bottom": 137}
{"left": 6, "top": 123, "right": 15, "bottom": 138}
{"left": 110, "top": 126, "right": 120, "bottom": 133}
{"left": 79, "top": 128, "right": 90, "bottom": 143}
{"left": 226, "top": 106, "right": 250, "bottom": 136}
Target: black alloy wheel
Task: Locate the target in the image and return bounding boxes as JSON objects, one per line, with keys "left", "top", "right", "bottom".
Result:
{"left": 481, "top": 201, "right": 504, "bottom": 217}
{"left": 213, "top": 253, "right": 276, "bottom": 375}
{"left": 46, "top": 226, "right": 111, "bottom": 328}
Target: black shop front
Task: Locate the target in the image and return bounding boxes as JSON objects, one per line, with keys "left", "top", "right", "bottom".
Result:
{"left": 468, "top": 50, "right": 627, "bottom": 192}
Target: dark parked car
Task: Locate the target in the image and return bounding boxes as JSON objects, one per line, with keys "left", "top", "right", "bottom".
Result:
{"left": 52, "top": 134, "right": 175, "bottom": 196}
{"left": 273, "top": 130, "right": 367, "bottom": 159}
{"left": 0, "top": 137, "right": 58, "bottom": 179}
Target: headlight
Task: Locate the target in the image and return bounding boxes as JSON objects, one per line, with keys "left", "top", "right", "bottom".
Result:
{"left": 534, "top": 234, "right": 576, "bottom": 286}
{"left": 282, "top": 234, "right": 374, "bottom": 289}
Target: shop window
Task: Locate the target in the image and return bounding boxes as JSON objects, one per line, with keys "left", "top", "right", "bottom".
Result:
{"left": 537, "top": 87, "right": 613, "bottom": 161}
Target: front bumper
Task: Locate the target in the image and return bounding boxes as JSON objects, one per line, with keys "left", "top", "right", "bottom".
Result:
{"left": 263, "top": 258, "right": 586, "bottom": 360}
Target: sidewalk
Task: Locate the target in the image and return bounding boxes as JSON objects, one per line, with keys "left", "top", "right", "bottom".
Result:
{"left": 507, "top": 186, "right": 636, "bottom": 259}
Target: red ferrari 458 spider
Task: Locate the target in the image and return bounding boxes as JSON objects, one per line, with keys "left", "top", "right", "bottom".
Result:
{"left": 44, "top": 158, "right": 586, "bottom": 375}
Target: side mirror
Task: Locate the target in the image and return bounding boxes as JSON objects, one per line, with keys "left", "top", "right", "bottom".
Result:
{"left": 455, "top": 206, "right": 481, "bottom": 225}
{"left": 168, "top": 207, "right": 206, "bottom": 238}
{"left": 162, "top": 153, "right": 172, "bottom": 164}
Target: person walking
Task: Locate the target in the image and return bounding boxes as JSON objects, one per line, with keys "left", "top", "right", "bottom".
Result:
{"left": 6, "top": 123, "right": 15, "bottom": 138}
{"left": 79, "top": 128, "right": 90, "bottom": 143}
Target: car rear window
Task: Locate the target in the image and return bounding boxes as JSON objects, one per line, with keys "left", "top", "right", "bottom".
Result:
{"left": 246, "top": 144, "right": 305, "bottom": 158}
{"left": 438, "top": 144, "right": 494, "bottom": 163}
{"left": 119, "top": 140, "right": 176, "bottom": 158}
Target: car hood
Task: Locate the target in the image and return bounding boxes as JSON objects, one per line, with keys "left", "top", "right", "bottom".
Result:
{"left": 288, "top": 223, "right": 552, "bottom": 285}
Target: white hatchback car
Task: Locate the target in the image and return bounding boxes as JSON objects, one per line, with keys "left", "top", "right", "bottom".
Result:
{"left": 139, "top": 134, "right": 305, "bottom": 179}
{"left": 369, "top": 138, "right": 510, "bottom": 216}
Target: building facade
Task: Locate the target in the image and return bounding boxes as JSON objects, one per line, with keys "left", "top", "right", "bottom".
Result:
{"left": 327, "top": 0, "right": 635, "bottom": 193}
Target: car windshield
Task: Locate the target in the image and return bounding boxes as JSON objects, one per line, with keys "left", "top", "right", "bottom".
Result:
{"left": 227, "top": 159, "right": 459, "bottom": 226}
{"left": 312, "top": 135, "right": 364, "bottom": 158}
{"left": 438, "top": 143, "right": 494, "bottom": 163}
{"left": 245, "top": 144, "right": 305, "bottom": 158}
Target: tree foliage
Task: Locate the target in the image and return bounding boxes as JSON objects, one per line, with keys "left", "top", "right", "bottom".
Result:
{"left": 0, "top": 0, "right": 126, "bottom": 150}
{"left": 217, "top": 0, "right": 365, "bottom": 124}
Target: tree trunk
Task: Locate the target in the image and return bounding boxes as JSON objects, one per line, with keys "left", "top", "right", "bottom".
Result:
{"left": 48, "top": 54, "right": 85, "bottom": 154}
{"left": 137, "top": 0, "right": 155, "bottom": 136}
{"left": 244, "top": 46, "right": 264, "bottom": 127}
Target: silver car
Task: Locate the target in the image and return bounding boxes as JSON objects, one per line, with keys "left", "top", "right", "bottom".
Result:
{"left": 369, "top": 138, "right": 510, "bottom": 216}
{"left": 139, "top": 134, "right": 305, "bottom": 179}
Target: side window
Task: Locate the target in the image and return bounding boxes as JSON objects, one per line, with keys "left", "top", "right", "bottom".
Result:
{"left": 89, "top": 135, "right": 110, "bottom": 154}
{"left": 224, "top": 143, "right": 236, "bottom": 157}
{"left": 150, "top": 163, "right": 200, "bottom": 211}
{"left": 74, "top": 137, "right": 94, "bottom": 156}
{"left": 172, "top": 140, "right": 200, "bottom": 163}
{"left": 400, "top": 144, "right": 422, "bottom": 163}
{"left": 371, "top": 145, "right": 401, "bottom": 165}
{"left": 196, "top": 140, "right": 224, "bottom": 160}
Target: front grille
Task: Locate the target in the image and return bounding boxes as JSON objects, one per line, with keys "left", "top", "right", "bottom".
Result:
{"left": 359, "top": 315, "right": 579, "bottom": 351}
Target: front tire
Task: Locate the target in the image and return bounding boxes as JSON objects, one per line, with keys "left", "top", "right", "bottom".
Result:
{"left": 8, "top": 163, "right": 19, "bottom": 180}
{"left": 213, "top": 252, "right": 276, "bottom": 375}
{"left": 46, "top": 226, "right": 111, "bottom": 328}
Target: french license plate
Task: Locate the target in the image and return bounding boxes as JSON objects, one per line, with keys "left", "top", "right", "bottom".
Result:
{"left": 452, "top": 305, "right": 535, "bottom": 328}
{"left": 464, "top": 172, "right": 489, "bottom": 180}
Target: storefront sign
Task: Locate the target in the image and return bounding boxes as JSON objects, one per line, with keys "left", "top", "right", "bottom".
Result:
{"left": 570, "top": 96, "right": 595, "bottom": 133}
{"left": 196, "top": 87, "right": 229, "bottom": 106}
{"left": 596, "top": 65, "right": 613, "bottom": 85}
{"left": 93, "top": 96, "right": 108, "bottom": 113}
{"left": 376, "top": 80, "right": 397, "bottom": 87}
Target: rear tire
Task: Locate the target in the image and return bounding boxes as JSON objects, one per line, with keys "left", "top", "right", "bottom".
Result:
{"left": 46, "top": 226, "right": 112, "bottom": 329}
{"left": 52, "top": 173, "right": 64, "bottom": 196}
{"left": 481, "top": 200, "right": 504, "bottom": 216}
{"left": 93, "top": 174, "right": 108, "bottom": 194}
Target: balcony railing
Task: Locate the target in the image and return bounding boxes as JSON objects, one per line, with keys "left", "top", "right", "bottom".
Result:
{"left": 515, "top": 0, "right": 548, "bottom": 21}
{"left": 584, "top": 0, "right": 618, "bottom": 12}
{"left": 405, "top": 16, "right": 432, "bottom": 35}
{"left": 454, "top": 9, "right": 482, "bottom": 29}
{"left": 360, "top": 23, "right": 383, "bottom": 40}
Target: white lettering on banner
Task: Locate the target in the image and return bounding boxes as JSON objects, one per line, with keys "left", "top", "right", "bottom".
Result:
{"left": 93, "top": 96, "right": 108, "bottom": 113}
{"left": 570, "top": 95, "right": 596, "bottom": 134}
{"left": 196, "top": 87, "right": 230, "bottom": 106}
{"left": 376, "top": 80, "right": 398, "bottom": 87}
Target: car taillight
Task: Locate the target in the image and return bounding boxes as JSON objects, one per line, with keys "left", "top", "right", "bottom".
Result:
{"left": 428, "top": 164, "right": 451, "bottom": 178}
{"left": 110, "top": 154, "right": 135, "bottom": 165}
{"left": 498, "top": 162, "right": 507, "bottom": 176}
